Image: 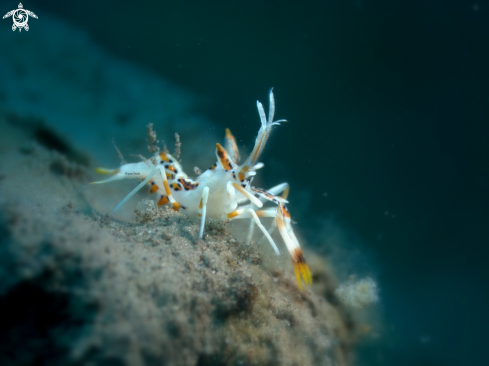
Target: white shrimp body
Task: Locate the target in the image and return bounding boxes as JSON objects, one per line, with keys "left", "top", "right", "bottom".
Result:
{"left": 92, "top": 89, "right": 312, "bottom": 290}
{"left": 188, "top": 168, "right": 235, "bottom": 216}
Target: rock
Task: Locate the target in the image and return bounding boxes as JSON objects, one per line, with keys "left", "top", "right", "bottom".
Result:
{"left": 0, "top": 115, "right": 356, "bottom": 366}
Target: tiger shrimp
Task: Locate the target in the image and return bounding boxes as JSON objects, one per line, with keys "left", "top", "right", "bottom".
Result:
{"left": 91, "top": 89, "right": 312, "bottom": 289}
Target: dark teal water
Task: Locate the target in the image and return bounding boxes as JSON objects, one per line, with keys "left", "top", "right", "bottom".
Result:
{"left": 11, "top": 1, "right": 489, "bottom": 364}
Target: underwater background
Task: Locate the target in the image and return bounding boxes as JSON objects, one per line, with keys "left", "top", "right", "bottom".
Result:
{"left": 1, "top": 0, "right": 488, "bottom": 365}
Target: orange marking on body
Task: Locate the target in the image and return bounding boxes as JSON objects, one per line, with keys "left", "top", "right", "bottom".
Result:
{"left": 293, "top": 248, "right": 304, "bottom": 263}
{"left": 251, "top": 134, "right": 265, "bottom": 163}
{"left": 227, "top": 211, "right": 240, "bottom": 219}
{"left": 216, "top": 143, "right": 226, "bottom": 158}
{"left": 294, "top": 264, "right": 303, "bottom": 291}
{"left": 95, "top": 168, "right": 120, "bottom": 175}
{"left": 150, "top": 184, "right": 159, "bottom": 194}
{"left": 280, "top": 204, "right": 290, "bottom": 219}
{"left": 159, "top": 152, "right": 170, "bottom": 162}
{"left": 225, "top": 128, "right": 240, "bottom": 162}
{"left": 179, "top": 178, "right": 197, "bottom": 190}
{"left": 256, "top": 189, "right": 274, "bottom": 200}
{"left": 216, "top": 143, "right": 233, "bottom": 171}
{"left": 172, "top": 202, "right": 181, "bottom": 211}
{"left": 166, "top": 173, "right": 175, "bottom": 180}
{"left": 157, "top": 196, "right": 169, "bottom": 206}
{"left": 292, "top": 248, "right": 312, "bottom": 288}
{"left": 238, "top": 165, "right": 248, "bottom": 181}
{"left": 170, "top": 183, "right": 182, "bottom": 191}
{"left": 167, "top": 165, "right": 176, "bottom": 173}
{"left": 199, "top": 198, "right": 203, "bottom": 209}
{"left": 301, "top": 263, "right": 312, "bottom": 285}
{"left": 163, "top": 180, "right": 171, "bottom": 196}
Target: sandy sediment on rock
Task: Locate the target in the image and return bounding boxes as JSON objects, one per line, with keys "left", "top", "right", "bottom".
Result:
{"left": 0, "top": 113, "right": 359, "bottom": 365}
